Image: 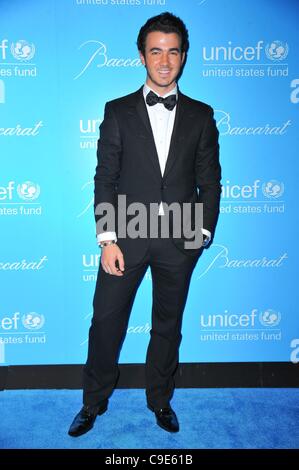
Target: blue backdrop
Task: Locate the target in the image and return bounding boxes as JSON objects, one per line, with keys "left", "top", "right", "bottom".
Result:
{"left": 0, "top": 0, "right": 298, "bottom": 366}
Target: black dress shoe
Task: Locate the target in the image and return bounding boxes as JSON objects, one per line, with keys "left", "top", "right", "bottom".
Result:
{"left": 68, "top": 403, "right": 107, "bottom": 437}
{"left": 149, "top": 406, "right": 179, "bottom": 433}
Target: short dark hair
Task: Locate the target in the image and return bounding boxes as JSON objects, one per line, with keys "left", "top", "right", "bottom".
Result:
{"left": 137, "top": 12, "right": 189, "bottom": 56}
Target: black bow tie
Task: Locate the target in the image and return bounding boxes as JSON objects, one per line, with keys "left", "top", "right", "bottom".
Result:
{"left": 146, "top": 90, "right": 177, "bottom": 111}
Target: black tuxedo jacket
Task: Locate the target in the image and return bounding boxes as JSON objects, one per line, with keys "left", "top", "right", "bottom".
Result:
{"left": 94, "top": 86, "right": 221, "bottom": 265}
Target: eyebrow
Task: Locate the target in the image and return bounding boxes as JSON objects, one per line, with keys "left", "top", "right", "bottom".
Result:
{"left": 149, "top": 47, "right": 181, "bottom": 52}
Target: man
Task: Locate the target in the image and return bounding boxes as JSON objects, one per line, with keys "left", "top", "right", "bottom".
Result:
{"left": 69, "top": 12, "right": 221, "bottom": 437}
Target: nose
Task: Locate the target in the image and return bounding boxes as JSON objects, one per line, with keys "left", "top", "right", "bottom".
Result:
{"left": 160, "top": 52, "right": 170, "bottom": 66}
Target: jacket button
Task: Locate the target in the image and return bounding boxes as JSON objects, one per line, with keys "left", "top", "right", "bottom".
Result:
{"left": 161, "top": 184, "right": 167, "bottom": 190}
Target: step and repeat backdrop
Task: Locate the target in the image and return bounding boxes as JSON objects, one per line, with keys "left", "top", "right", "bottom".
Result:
{"left": 0, "top": 0, "right": 298, "bottom": 366}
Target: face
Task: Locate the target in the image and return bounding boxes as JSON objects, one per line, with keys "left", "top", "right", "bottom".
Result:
{"left": 139, "top": 31, "right": 185, "bottom": 95}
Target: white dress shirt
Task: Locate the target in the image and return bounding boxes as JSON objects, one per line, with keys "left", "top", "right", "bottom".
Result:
{"left": 97, "top": 84, "right": 211, "bottom": 245}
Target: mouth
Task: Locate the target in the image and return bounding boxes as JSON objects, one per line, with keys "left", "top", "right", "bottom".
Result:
{"left": 158, "top": 70, "right": 171, "bottom": 78}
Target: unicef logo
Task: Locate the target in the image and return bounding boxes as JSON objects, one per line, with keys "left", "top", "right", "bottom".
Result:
{"left": 11, "top": 40, "right": 35, "bottom": 61}
{"left": 17, "top": 181, "right": 40, "bottom": 201}
{"left": 262, "top": 180, "right": 284, "bottom": 199}
{"left": 265, "top": 41, "right": 288, "bottom": 61}
{"left": 259, "top": 309, "right": 281, "bottom": 327}
{"left": 22, "top": 313, "right": 45, "bottom": 330}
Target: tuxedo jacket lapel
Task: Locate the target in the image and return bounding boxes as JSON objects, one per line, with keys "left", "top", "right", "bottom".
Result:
{"left": 163, "top": 91, "right": 186, "bottom": 180}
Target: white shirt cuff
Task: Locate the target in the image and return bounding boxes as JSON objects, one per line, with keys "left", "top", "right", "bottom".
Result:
{"left": 97, "top": 232, "right": 117, "bottom": 244}
{"left": 201, "top": 228, "right": 211, "bottom": 245}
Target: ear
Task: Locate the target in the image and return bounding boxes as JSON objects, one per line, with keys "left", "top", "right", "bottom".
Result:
{"left": 139, "top": 51, "right": 146, "bottom": 66}
{"left": 181, "top": 51, "right": 186, "bottom": 65}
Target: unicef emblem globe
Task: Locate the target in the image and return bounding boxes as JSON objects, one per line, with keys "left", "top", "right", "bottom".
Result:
{"left": 265, "top": 41, "right": 288, "bottom": 61}
{"left": 262, "top": 180, "right": 284, "bottom": 199}
{"left": 259, "top": 310, "right": 281, "bottom": 327}
{"left": 22, "top": 313, "right": 45, "bottom": 330}
{"left": 17, "top": 181, "right": 40, "bottom": 201}
{"left": 11, "top": 40, "right": 35, "bottom": 61}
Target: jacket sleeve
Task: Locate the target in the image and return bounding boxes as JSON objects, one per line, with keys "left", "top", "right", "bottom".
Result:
{"left": 94, "top": 102, "right": 122, "bottom": 233}
{"left": 195, "top": 106, "right": 222, "bottom": 235}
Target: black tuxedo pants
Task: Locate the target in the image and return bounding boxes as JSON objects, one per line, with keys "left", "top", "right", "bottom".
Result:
{"left": 83, "top": 236, "right": 199, "bottom": 410}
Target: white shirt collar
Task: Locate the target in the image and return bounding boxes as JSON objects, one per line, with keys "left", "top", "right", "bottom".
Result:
{"left": 143, "top": 83, "right": 178, "bottom": 100}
